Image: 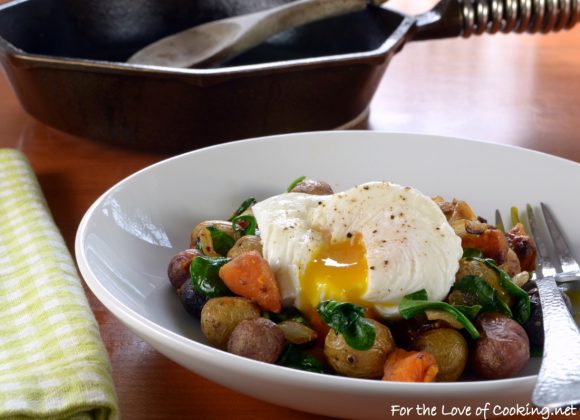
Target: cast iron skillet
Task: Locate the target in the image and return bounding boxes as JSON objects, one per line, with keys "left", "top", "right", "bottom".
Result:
{"left": 0, "top": 0, "right": 576, "bottom": 152}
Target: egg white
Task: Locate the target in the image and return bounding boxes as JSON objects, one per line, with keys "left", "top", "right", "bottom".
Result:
{"left": 251, "top": 192, "right": 324, "bottom": 307}
{"left": 252, "top": 181, "right": 463, "bottom": 318}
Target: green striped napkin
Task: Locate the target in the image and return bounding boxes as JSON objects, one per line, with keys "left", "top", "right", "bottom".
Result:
{"left": 0, "top": 150, "right": 118, "bottom": 419}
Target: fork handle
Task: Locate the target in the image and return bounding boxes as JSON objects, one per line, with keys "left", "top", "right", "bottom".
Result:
{"left": 532, "top": 276, "right": 580, "bottom": 408}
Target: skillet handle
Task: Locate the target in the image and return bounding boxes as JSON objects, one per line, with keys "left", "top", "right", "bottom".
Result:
{"left": 411, "top": 0, "right": 579, "bottom": 41}
{"left": 411, "top": 0, "right": 462, "bottom": 41}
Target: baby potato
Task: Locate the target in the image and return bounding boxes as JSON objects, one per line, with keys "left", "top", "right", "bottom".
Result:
{"left": 456, "top": 259, "right": 513, "bottom": 306}
{"left": 290, "top": 179, "right": 334, "bottom": 195}
{"left": 324, "top": 319, "right": 396, "bottom": 379}
{"left": 167, "top": 249, "right": 203, "bottom": 290}
{"left": 470, "top": 312, "right": 530, "bottom": 379}
{"left": 277, "top": 320, "right": 317, "bottom": 345}
{"left": 227, "top": 318, "right": 285, "bottom": 363}
{"left": 413, "top": 328, "right": 468, "bottom": 382}
{"left": 178, "top": 280, "right": 207, "bottom": 319}
{"left": 190, "top": 220, "right": 237, "bottom": 256}
{"left": 227, "top": 235, "right": 263, "bottom": 259}
{"left": 200, "top": 297, "right": 260, "bottom": 348}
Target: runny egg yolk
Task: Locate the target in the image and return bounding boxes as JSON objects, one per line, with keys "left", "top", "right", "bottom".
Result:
{"left": 299, "top": 233, "right": 368, "bottom": 316}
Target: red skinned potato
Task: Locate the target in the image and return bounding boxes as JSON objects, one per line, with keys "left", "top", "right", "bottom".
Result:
{"left": 227, "top": 318, "right": 285, "bottom": 363}
{"left": 470, "top": 312, "right": 530, "bottom": 379}
{"left": 290, "top": 178, "right": 334, "bottom": 195}
{"left": 167, "top": 249, "right": 203, "bottom": 290}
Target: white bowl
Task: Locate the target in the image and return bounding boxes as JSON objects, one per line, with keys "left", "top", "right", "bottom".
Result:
{"left": 76, "top": 131, "right": 580, "bottom": 419}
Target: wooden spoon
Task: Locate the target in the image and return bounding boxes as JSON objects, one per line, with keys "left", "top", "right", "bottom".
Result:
{"left": 127, "top": 0, "right": 388, "bottom": 68}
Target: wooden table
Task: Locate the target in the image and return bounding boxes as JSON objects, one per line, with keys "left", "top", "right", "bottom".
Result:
{"left": 1, "top": 1, "right": 579, "bottom": 419}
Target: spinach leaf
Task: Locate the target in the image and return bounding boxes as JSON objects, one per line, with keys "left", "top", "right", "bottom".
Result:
{"left": 206, "top": 226, "right": 235, "bottom": 256}
{"left": 228, "top": 197, "right": 257, "bottom": 222}
{"left": 231, "top": 214, "right": 258, "bottom": 237}
{"left": 398, "top": 290, "right": 481, "bottom": 339}
{"left": 286, "top": 176, "right": 306, "bottom": 192}
{"left": 454, "top": 275, "right": 512, "bottom": 318}
{"left": 464, "top": 252, "right": 531, "bottom": 324}
{"left": 462, "top": 248, "right": 484, "bottom": 259}
{"left": 482, "top": 259, "right": 530, "bottom": 323}
{"left": 189, "top": 256, "right": 232, "bottom": 298}
{"left": 277, "top": 343, "right": 326, "bottom": 374}
{"left": 452, "top": 304, "right": 483, "bottom": 321}
{"left": 404, "top": 289, "right": 428, "bottom": 301}
{"left": 316, "top": 300, "right": 376, "bottom": 351}
{"left": 403, "top": 284, "right": 481, "bottom": 320}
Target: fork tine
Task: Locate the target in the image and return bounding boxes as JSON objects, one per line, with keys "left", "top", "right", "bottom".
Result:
{"left": 510, "top": 206, "right": 520, "bottom": 226}
{"left": 495, "top": 207, "right": 523, "bottom": 232}
{"left": 494, "top": 209, "right": 505, "bottom": 232}
{"left": 526, "top": 204, "right": 556, "bottom": 279}
{"left": 540, "top": 202, "right": 580, "bottom": 277}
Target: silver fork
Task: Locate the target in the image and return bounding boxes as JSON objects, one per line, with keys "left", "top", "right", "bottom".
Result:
{"left": 496, "top": 203, "right": 580, "bottom": 408}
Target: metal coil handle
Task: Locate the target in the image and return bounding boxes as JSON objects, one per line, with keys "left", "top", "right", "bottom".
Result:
{"left": 460, "top": 0, "right": 579, "bottom": 36}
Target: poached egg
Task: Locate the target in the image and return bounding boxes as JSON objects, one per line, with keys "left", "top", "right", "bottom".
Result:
{"left": 251, "top": 181, "right": 462, "bottom": 318}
